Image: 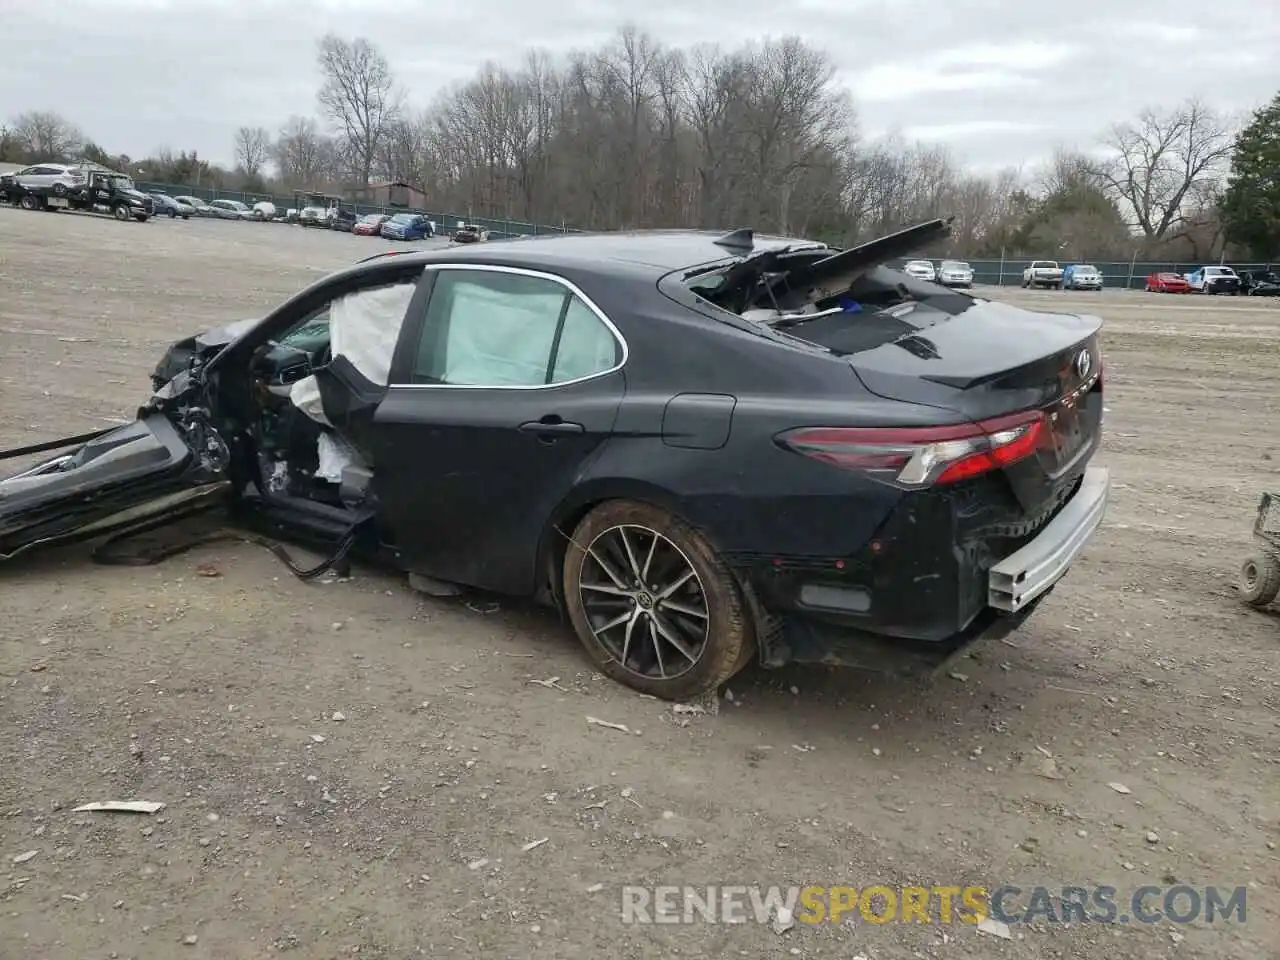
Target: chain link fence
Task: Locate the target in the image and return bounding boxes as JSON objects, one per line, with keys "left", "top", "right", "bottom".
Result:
{"left": 133, "top": 179, "right": 584, "bottom": 238}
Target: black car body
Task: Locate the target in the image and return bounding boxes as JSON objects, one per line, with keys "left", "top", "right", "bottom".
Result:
{"left": 0, "top": 219, "right": 1109, "bottom": 699}
{"left": 330, "top": 208, "right": 358, "bottom": 232}
{"left": 1240, "top": 270, "right": 1280, "bottom": 297}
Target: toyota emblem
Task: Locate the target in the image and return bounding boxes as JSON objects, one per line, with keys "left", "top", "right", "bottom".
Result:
{"left": 1075, "top": 349, "right": 1092, "bottom": 379}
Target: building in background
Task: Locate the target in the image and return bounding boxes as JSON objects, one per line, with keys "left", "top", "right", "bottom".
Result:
{"left": 347, "top": 180, "right": 428, "bottom": 210}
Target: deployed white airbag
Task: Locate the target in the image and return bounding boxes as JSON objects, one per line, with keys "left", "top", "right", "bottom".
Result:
{"left": 289, "top": 280, "right": 415, "bottom": 426}
{"left": 330, "top": 281, "right": 417, "bottom": 387}
{"left": 316, "top": 431, "right": 367, "bottom": 484}
{"left": 441, "top": 279, "right": 563, "bottom": 386}
{"left": 289, "top": 374, "right": 331, "bottom": 427}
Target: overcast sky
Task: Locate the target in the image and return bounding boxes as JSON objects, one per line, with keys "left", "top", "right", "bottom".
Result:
{"left": 3, "top": 0, "right": 1276, "bottom": 172}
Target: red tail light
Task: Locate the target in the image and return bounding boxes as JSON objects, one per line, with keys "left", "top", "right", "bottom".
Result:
{"left": 776, "top": 409, "right": 1045, "bottom": 487}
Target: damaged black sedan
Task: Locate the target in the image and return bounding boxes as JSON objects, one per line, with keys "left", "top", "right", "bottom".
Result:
{"left": 0, "top": 219, "right": 1109, "bottom": 700}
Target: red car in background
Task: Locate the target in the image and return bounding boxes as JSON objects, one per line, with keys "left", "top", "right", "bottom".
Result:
{"left": 352, "top": 213, "right": 390, "bottom": 237}
{"left": 1145, "top": 272, "right": 1191, "bottom": 293}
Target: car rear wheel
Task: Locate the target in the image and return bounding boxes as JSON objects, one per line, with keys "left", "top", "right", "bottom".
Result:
{"left": 1239, "top": 553, "right": 1280, "bottom": 608}
{"left": 563, "top": 500, "right": 753, "bottom": 700}
{"left": 52, "top": 182, "right": 67, "bottom": 197}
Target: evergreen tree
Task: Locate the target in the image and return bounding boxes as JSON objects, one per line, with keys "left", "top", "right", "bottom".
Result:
{"left": 1222, "top": 93, "right": 1280, "bottom": 260}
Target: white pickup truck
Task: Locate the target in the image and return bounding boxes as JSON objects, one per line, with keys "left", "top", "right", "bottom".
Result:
{"left": 1022, "top": 260, "right": 1064, "bottom": 289}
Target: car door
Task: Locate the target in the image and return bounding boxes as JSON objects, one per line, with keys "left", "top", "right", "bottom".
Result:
{"left": 370, "top": 263, "right": 627, "bottom": 596}
{"left": 24, "top": 165, "right": 60, "bottom": 189}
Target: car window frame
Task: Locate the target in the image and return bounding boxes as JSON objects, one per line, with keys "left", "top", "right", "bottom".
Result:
{"left": 389, "top": 263, "right": 628, "bottom": 391}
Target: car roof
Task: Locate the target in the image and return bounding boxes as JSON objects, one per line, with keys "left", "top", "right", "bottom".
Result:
{"left": 407, "top": 229, "right": 819, "bottom": 273}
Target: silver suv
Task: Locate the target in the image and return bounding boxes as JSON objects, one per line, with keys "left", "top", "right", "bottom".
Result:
{"left": 8, "top": 162, "right": 88, "bottom": 195}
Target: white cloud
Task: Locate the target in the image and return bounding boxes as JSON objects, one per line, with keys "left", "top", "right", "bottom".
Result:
{"left": 903, "top": 120, "right": 1052, "bottom": 141}
{"left": 0, "top": 0, "right": 1275, "bottom": 171}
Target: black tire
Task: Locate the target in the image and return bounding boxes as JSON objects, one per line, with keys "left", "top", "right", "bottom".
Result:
{"left": 134, "top": 214, "right": 148, "bottom": 222}
{"left": 168, "top": 210, "right": 176, "bottom": 218}
{"left": 562, "top": 499, "right": 753, "bottom": 700}
{"left": 112, "top": 203, "right": 131, "bottom": 221}
{"left": 19, "top": 194, "right": 39, "bottom": 211}
{"left": 182, "top": 214, "right": 189, "bottom": 220}
{"left": 1238, "top": 553, "right": 1280, "bottom": 608}
{"left": 52, "top": 182, "right": 67, "bottom": 197}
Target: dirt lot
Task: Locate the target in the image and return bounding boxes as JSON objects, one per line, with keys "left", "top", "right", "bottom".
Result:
{"left": 1, "top": 208, "right": 1277, "bottom": 960}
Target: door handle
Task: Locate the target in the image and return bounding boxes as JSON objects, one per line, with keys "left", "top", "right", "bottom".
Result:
{"left": 519, "top": 417, "right": 585, "bottom": 436}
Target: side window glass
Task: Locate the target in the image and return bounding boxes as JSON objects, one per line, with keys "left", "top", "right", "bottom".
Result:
{"left": 551, "top": 296, "right": 620, "bottom": 384}
{"left": 413, "top": 270, "right": 619, "bottom": 387}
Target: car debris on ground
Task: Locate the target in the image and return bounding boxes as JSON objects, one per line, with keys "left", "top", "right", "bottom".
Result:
{"left": 71, "top": 800, "right": 166, "bottom": 814}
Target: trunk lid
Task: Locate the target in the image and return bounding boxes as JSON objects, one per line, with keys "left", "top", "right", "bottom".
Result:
{"left": 790, "top": 296, "right": 1103, "bottom": 516}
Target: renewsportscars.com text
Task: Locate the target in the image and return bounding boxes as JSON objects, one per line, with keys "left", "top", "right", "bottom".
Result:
{"left": 620, "top": 884, "right": 1247, "bottom": 926}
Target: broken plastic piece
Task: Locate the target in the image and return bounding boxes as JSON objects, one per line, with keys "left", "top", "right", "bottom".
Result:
{"left": 72, "top": 801, "right": 166, "bottom": 814}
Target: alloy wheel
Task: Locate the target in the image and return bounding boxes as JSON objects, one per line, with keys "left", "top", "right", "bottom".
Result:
{"left": 577, "top": 524, "right": 710, "bottom": 680}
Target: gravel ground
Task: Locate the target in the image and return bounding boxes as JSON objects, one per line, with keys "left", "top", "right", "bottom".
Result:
{"left": 1, "top": 207, "right": 1277, "bottom": 960}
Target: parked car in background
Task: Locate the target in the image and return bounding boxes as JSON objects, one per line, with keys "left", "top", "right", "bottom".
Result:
{"left": 1145, "top": 272, "right": 1190, "bottom": 293}
{"left": 298, "top": 205, "right": 331, "bottom": 227}
{"left": 149, "top": 193, "right": 192, "bottom": 219}
{"left": 173, "top": 195, "right": 214, "bottom": 217}
{"left": 936, "top": 260, "right": 973, "bottom": 288}
{"left": 1062, "top": 264, "right": 1103, "bottom": 290}
{"left": 451, "top": 223, "right": 487, "bottom": 244}
{"left": 207, "top": 199, "right": 253, "bottom": 221}
{"left": 353, "top": 213, "right": 391, "bottom": 236}
{"left": 1238, "top": 269, "right": 1280, "bottom": 296}
{"left": 330, "top": 208, "right": 358, "bottom": 232}
{"left": 5, "top": 162, "right": 88, "bottom": 195}
{"left": 0, "top": 218, "right": 1108, "bottom": 701}
{"left": 1022, "top": 260, "right": 1063, "bottom": 289}
{"left": 381, "top": 213, "right": 434, "bottom": 241}
{"left": 902, "top": 259, "right": 936, "bottom": 282}
{"left": 251, "top": 201, "right": 278, "bottom": 222}
{"left": 1186, "top": 265, "right": 1241, "bottom": 295}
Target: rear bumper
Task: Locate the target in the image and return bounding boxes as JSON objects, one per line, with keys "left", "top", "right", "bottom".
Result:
{"left": 989, "top": 466, "right": 1108, "bottom": 611}
{"left": 740, "top": 463, "right": 1109, "bottom": 672}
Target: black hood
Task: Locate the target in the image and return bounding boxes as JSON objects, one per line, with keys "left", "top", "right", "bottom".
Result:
{"left": 150, "top": 318, "right": 258, "bottom": 390}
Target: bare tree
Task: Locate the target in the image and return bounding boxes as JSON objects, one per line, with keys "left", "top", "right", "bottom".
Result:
{"left": 1095, "top": 99, "right": 1232, "bottom": 240}
{"left": 233, "top": 126, "right": 271, "bottom": 178}
{"left": 10, "top": 110, "right": 83, "bottom": 160}
{"left": 316, "top": 34, "right": 401, "bottom": 185}
{"left": 274, "top": 116, "right": 330, "bottom": 187}
{"left": 1036, "top": 147, "right": 1104, "bottom": 197}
